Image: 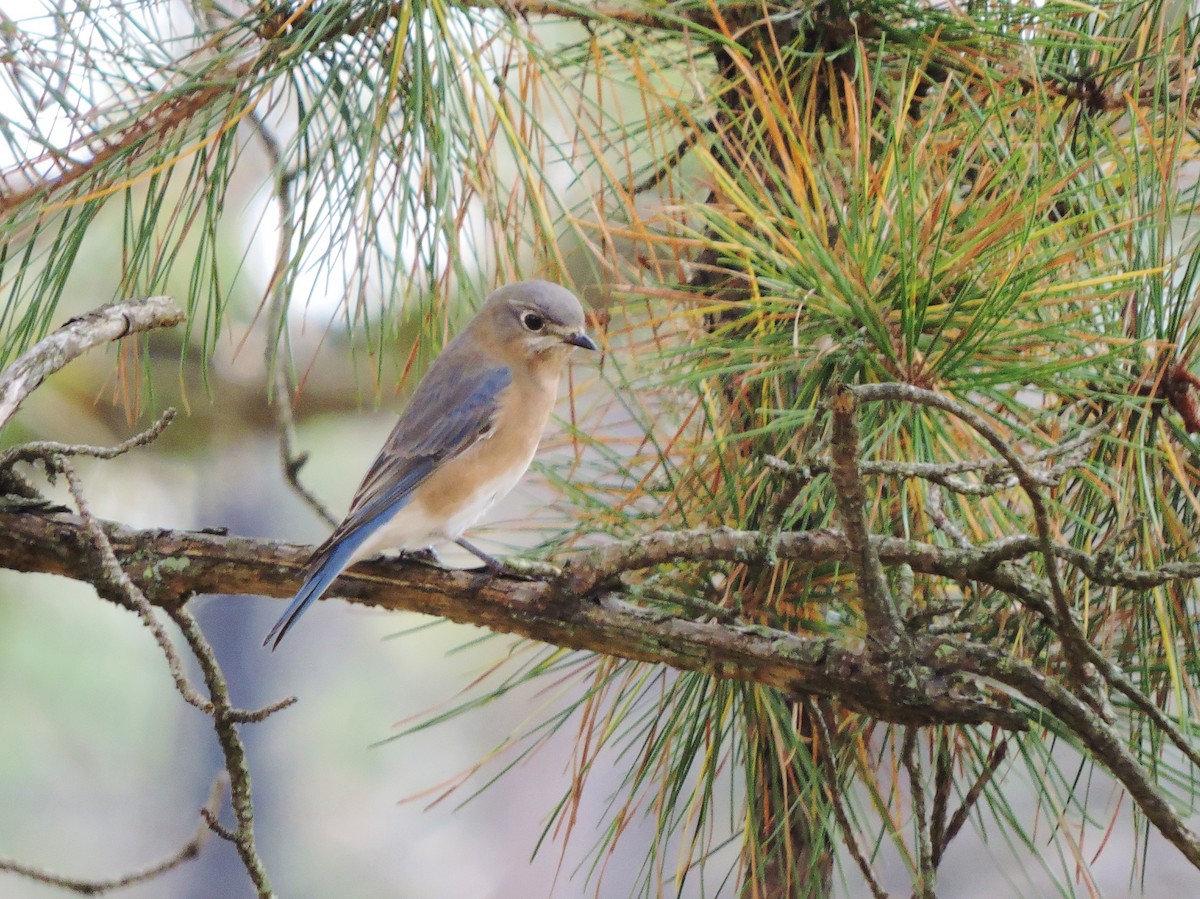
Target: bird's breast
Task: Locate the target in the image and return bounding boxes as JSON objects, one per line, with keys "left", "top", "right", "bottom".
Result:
{"left": 411, "top": 373, "right": 558, "bottom": 539}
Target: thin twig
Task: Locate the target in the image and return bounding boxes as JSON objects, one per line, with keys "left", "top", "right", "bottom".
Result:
{"left": 169, "top": 604, "right": 275, "bottom": 898}
{"left": 0, "top": 408, "right": 176, "bottom": 470}
{"left": 246, "top": 109, "right": 336, "bottom": 528}
{"left": 807, "top": 699, "right": 890, "bottom": 899}
{"left": 0, "top": 773, "right": 225, "bottom": 895}
{"left": 199, "top": 808, "right": 239, "bottom": 843}
{"left": 934, "top": 738, "right": 1008, "bottom": 866}
{"left": 0, "top": 297, "right": 184, "bottom": 430}
{"left": 57, "top": 456, "right": 214, "bottom": 714}
{"left": 903, "top": 728, "right": 935, "bottom": 899}
{"left": 862, "top": 426, "right": 1102, "bottom": 492}
{"left": 765, "top": 425, "right": 1103, "bottom": 495}
{"left": 233, "top": 695, "right": 299, "bottom": 723}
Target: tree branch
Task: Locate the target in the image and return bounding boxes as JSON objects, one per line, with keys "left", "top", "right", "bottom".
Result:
{"left": 852, "top": 384, "right": 1104, "bottom": 707}
{"left": 953, "top": 642, "right": 1200, "bottom": 869}
{"left": 0, "top": 509, "right": 1025, "bottom": 729}
{"left": 0, "top": 409, "right": 177, "bottom": 469}
{"left": 828, "top": 384, "right": 903, "bottom": 649}
{"left": 0, "top": 297, "right": 185, "bottom": 430}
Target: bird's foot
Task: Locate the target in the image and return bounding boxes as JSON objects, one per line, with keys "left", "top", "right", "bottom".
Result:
{"left": 454, "top": 537, "right": 559, "bottom": 589}
{"left": 397, "top": 547, "right": 448, "bottom": 570}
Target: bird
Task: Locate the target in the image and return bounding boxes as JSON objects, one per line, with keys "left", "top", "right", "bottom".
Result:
{"left": 264, "top": 279, "right": 597, "bottom": 649}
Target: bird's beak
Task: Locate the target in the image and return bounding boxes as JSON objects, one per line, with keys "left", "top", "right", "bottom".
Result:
{"left": 564, "top": 332, "right": 598, "bottom": 351}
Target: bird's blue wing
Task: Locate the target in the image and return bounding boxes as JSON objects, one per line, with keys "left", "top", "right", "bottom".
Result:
{"left": 264, "top": 355, "right": 512, "bottom": 649}
{"left": 341, "top": 360, "right": 512, "bottom": 527}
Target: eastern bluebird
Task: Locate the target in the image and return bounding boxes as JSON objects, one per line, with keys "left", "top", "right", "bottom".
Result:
{"left": 265, "top": 280, "right": 597, "bottom": 649}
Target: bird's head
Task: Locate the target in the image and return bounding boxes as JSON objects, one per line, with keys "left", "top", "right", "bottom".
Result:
{"left": 481, "top": 280, "right": 598, "bottom": 363}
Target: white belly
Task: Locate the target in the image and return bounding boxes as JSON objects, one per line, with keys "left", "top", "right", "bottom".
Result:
{"left": 349, "top": 459, "right": 532, "bottom": 563}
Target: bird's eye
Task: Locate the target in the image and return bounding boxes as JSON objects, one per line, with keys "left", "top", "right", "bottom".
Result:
{"left": 521, "top": 311, "right": 545, "bottom": 332}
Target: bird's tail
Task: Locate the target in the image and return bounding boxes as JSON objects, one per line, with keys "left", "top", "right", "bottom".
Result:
{"left": 264, "top": 531, "right": 370, "bottom": 650}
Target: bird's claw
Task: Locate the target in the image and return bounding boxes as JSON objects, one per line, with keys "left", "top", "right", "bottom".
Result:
{"left": 467, "top": 557, "right": 558, "bottom": 590}
{"left": 400, "top": 547, "right": 448, "bottom": 570}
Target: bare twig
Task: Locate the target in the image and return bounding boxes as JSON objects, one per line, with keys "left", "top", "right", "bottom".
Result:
{"left": 762, "top": 453, "right": 827, "bottom": 483}
{"left": 56, "top": 455, "right": 214, "bottom": 714}
{"left": 246, "top": 109, "right": 336, "bottom": 528}
{"left": 0, "top": 773, "right": 225, "bottom": 895}
{"left": 0, "top": 408, "right": 177, "bottom": 470}
{"left": 903, "top": 728, "right": 935, "bottom": 899}
{"left": 0, "top": 297, "right": 185, "bottom": 430}
{"left": 933, "top": 738, "right": 1008, "bottom": 866}
{"left": 828, "top": 385, "right": 902, "bottom": 649}
{"left": 169, "top": 605, "right": 276, "bottom": 898}
{"left": 862, "top": 426, "right": 1103, "bottom": 493}
{"left": 807, "top": 699, "right": 890, "bottom": 899}
{"left": 199, "top": 808, "right": 239, "bottom": 844}
{"left": 766, "top": 426, "right": 1103, "bottom": 495}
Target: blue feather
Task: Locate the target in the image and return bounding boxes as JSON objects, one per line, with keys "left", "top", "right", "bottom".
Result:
{"left": 264, "top": 507, "right": 395, "bottom": 650}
